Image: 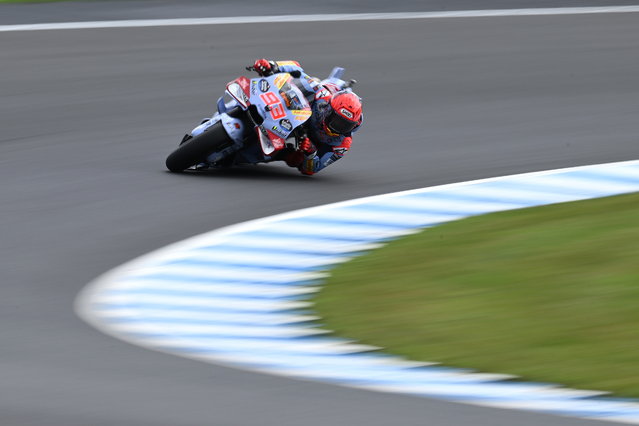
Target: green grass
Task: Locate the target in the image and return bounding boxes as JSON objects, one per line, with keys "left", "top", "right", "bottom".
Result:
{"left": 313, "top": 192, "right": 639, "bottom": 398}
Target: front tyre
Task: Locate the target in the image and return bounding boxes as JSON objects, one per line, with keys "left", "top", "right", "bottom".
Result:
{"left": 165, "top": 121, "right": 233, "bottom": 172}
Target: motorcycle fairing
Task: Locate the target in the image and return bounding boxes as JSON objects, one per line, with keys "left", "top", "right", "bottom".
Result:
{"left": 226, "top": 76, "right": 251, "bottom": 108}
{"left": 257, "top": 128, "right": 286, "bottom": 155}
{"left": 248, "top": 73, "right": 311, "bottom": 156}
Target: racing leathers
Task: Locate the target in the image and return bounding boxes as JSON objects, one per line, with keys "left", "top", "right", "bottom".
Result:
{"left": 254, "top": 60, "right": 361, "bottom": 176}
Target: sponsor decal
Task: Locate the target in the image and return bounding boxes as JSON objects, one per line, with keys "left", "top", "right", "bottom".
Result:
{"left": 279, "top": 119, "right": 293, "bottom": 132}
{"left": 271, "top": 126, "right": 288, "bottom": 138}
{"left": 250, "top": 80, "right": 258, "bottom": 95}
{"left": 274, "top": 74, "right": 291, "bottom": 89}
{"left": 259, "top": 79, "right": 270, "bottom": 93}
{"left": 275, "top": 60, "right": 300, "bottom": 67}
{"left": 260, "top": 92, "right": 286, "bottom": 120}
{"left": 340, "top": 108, "right": 354, "bottom": 119}
{"left": 238, "top": 77, "right": 250, "bottom": 93}
{"left": 271, "top": 125, "right": 286, "bottom": 136}
{"left": 267, "top": 130, "right": 286, "bottom": 150}
{"left": 292, "top": 109, "right": 312, "bottom": 121}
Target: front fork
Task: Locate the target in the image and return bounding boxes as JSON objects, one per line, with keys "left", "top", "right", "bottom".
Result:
{"left": 190, "top": 97, "right": 247, "bottom": 164}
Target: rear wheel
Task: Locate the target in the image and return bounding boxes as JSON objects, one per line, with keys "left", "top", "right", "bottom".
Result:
{"left": 165, "top": 122, "right": 234, "bottom": 172}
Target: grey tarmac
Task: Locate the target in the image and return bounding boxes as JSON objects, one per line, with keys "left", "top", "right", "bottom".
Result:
{"left": 1, "top": 3, "right": 638, "bottom": 425}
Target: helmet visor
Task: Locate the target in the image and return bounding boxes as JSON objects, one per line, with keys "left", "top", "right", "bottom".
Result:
{"left": 327, "top": 111, "right": 357, "bottom": 135}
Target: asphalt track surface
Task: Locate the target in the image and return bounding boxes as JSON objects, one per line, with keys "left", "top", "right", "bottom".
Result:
{"left": 2, "top": 2, "right": 639, "bottom": 425}
{"left": 4, "top": 0, "right": 639, "bottom": 24}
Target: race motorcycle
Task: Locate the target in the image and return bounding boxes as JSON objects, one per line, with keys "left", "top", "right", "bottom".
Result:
{"left": 165, "top": 66, "right": 355, "bottom": 172}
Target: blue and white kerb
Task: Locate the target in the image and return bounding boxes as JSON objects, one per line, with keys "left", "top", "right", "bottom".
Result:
{"left": 76, "top": 160, "right": 639, "bottom": 424}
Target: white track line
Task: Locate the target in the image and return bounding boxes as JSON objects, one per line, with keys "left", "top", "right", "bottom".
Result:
{"left": 2, "top": 6, "right": 639, "bottom": 32}
{"left": 77, "top": 159, "right": 639, "bottom": 424}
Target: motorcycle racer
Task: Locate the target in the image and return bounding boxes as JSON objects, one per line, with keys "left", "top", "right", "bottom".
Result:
{"left": 251, "top": 59, "right": 363, "bottom": 175}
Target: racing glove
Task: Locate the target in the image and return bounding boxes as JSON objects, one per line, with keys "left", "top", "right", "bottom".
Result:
{"left": 298, "top": 137, "right": 317, "bottom": 158}
{"left": 253, "top": 59, "right": 277, "bottom": 76}
{"left": 284, "top": 150, "right": 304, "bottom": 167}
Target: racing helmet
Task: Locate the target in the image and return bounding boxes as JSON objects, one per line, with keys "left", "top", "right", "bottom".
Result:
{"left": 325, "top": 91, "right": 362, "bottom": 135}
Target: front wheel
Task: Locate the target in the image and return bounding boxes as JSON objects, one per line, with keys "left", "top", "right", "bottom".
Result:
{"left": 165, "top": 121, "right": 234, "bottom": 172}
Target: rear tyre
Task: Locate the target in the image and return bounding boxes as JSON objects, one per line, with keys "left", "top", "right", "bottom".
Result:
{"left": 165, "top": 122, "right": 233, "bottom": 172}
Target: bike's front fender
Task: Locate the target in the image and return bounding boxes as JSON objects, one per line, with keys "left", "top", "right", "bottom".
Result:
{"left": 191, "top": 111, "right": 245, "bottom": 142}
